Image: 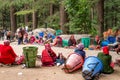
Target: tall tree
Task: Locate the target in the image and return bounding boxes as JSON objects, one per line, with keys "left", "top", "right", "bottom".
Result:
{"left": 96, "top": 0, "right": 104, "bottom": 36}
{"left": 64, "top": 0, "right": 92, "bottom": 34}
{"left": 59, "top": 1, "right": 67, "bottom": 33}
{"left": 32, "top": 11, "right": 37, "bottom": 29}
{"left": 24, "top": 4, "right": 29, "bottom": 26}
{"left": 10, "top": 6, "right": 17, "bottom": 33}
{"left": 50, "top": 3, "right": 54, "bottom": 16}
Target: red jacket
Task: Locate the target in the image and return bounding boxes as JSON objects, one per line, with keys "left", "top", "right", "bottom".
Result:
{"left": 0, "top": 44, "right": 17, "bottom": 64}
{"left": 41, "top": 49, "right": 57, "bottom": 66}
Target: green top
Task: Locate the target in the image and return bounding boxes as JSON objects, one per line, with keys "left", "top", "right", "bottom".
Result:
{"left": 97, "top": 52, "right": 114, "bottom": 74}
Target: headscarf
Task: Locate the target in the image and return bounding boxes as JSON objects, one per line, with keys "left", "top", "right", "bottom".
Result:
{"left": 45, "top": 44, "right": 51, "bottom": 50}
{"left": 77, "top": 43, "right": 84, "bottom": 50}
{"left": 4, "top": 40, "right": 10, "bottom": 46}
{"left": 103, "top": 46, "right": 109, "bottom": 55}
{"left": 44, "top": 43, "right": 57, "bottom": 61}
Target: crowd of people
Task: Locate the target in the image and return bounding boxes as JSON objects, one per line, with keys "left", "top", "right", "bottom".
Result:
{"left": 0, "top": 28, "right": 120, "bottom": 80}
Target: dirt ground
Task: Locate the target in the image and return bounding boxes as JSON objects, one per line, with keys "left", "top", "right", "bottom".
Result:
{"left": 0, "top": 41, "right": 120, "bottom": 80}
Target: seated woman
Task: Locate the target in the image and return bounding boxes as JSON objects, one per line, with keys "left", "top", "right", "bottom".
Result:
{"left": 37, "top": 36, "right": 44, "bottom": 45}
{"left": 68, "top": 35, "right": 77, "bottom": 48}
{"left": 97, "top": 46, "right": 114, "bottom": 74}
{"left": 41, "top": 44, "right": 57, "bottom": 66}
{"left": 62, "top": 43, "right": 85, "bottom": 73}
{"left": 74, "top": 43, "right": 86, "bottom": 60}
{"left": 51, "top": 36, "right": 62, "bottom": 47}
{"left": 0, "top": 40, "right": 24, "bottom": 65}
{"left": 89, "top": 35, "right": 101, "bottom": 50}
{"left": 29, "top": 35, "right": 36, "bottom": 44}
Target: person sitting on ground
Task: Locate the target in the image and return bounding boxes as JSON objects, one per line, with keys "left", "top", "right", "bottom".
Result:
{"left": 97, "top": 46, "right": 114, "bottom": 74}
{"left": 89, "top": 35, "right": 101, "bottom": 50}
{"left": 68, "top": 35, "right": 77, "bottom": 48}
{"left": 41, "top": 44, "right": 57, "bottom": 66}
{"left": 0, "top": 40, "right": 24, "bottom": 65}
{"left": 74, "top": 43, "right": 86, "bottom": 60}
{"left": 62, "top": 43, "right": 85, "bottom": 73}
{"left": 29, "top": 35, "right": 36, "bottom": 44}
{"left": 51, "top": 36, "right": 62, "bottom": 47}
{"left": 103, "top": 31, "right": 108, "bottom": 40}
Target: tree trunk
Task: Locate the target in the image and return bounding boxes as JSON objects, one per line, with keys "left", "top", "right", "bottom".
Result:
{"left": 10, "top": 6, "right": 17, "bottom": 33}
{"left": 114, "top": 13, "right": 117, "bottom": 27}
{"left": 50, "top": 3, "right": 53, "bottom": 16}
{"left": 97, "top": 0, "right": 104, "bottom": 36}
{"left": 24, "top": 4, "right": 29, "bottom": 26}
{"left": 91, "top": 7, "right": 94, "bottom": 20}
{"left": 32, "top": 11, "right": 37, "bottom": 29}
{"left": 2, "top": 12, "right": 5, "bottom": 29}
{"left": 25, "top": 14, "right": 29, "bottom": 26}
{"left": 59, "top": 4, "right": 67, "bottom": 34}
{"left": 104, "top": 6, "right": 108, "bottom": 31}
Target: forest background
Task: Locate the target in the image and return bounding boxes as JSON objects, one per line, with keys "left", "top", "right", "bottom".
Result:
{"left": 0, "top": 0, "right": 119, "bottom": 36}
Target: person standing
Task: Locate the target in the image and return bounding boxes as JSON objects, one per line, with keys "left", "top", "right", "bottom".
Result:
{"left": 18, "top": 28, "right": 25, "bottom": 45}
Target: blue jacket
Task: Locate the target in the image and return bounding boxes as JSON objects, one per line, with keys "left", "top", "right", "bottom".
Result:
{"left": 74, "top": 48, "right": 86, "bottom": 60}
